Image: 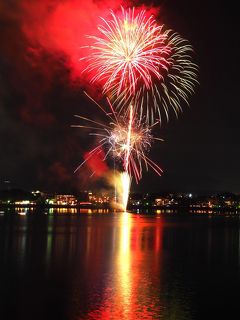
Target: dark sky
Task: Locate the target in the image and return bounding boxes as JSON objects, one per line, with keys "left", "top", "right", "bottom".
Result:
{"left": 0, "top": 0, "right": 239, "bottom": 194}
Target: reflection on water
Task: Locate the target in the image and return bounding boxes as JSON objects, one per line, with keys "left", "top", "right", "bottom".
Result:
{"left": 87, "top": 212, "right": 163, "bottom": 319}
{"left": 118, "top": 212, "right": 131, "bottom": 306}
{"left": 0, "top": 210, "right": 239, "bottom": 319}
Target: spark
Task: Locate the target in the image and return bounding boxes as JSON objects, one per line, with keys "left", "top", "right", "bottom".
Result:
{"left": 82, "top": 7, "right": 198, "bottom": 124}
{"left": 72, "top": 95, "right": 163, "bottom": 184}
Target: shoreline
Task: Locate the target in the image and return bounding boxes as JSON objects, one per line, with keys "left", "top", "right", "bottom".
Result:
{"left": 0, "top": 203, "right": 239, "bottom": 213}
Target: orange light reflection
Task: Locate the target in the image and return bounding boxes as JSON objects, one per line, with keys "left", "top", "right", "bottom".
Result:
{"left": 87, "top": 213, "right": 163, "bottom": 319}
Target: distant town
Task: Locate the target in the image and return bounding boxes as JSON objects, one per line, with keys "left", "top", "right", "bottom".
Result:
{"left": 0, "top": 188, "right": 240, "bottom": 212}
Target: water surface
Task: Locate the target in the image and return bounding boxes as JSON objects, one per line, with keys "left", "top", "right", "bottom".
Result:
{"left": 0, "top": 209, "right": 239, "bottom": 319}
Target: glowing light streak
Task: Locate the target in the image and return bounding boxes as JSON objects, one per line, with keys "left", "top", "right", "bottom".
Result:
{"left": 82, "top": 7, "right": 198, "bottom": 124}
{"left": 120, "top": 172, "right": 131, "bottom": 212}
{"left": 124, "top": 104, "right": 133, "bottom": 172}
{"left": 73, "top": 95, "right": 163, "bottom": 182}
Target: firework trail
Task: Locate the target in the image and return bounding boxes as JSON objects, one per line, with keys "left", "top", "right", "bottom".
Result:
{"left": 82, "top": 7, "right": 198, "bottom": 124}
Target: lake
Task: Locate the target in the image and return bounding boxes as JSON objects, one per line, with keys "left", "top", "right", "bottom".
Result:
{"left": 0, "top": 209, "right": 239, "bottom": 319}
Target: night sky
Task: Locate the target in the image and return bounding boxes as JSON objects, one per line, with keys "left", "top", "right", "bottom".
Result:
{"left": 0, "top": 0, "right": 239, "bottom": 194}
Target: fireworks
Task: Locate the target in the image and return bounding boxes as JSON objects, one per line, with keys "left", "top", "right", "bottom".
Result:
{"left": 83, "top": 8, "right": 169, "bottom": 96}
{"left": 73, "top": 94, "right": 163, "bottom": 183}
{"left": 75, "top": 6, "right": 198, "bottom": 210}
{"left": 82, "top": 7, "right": 198, "bottom": 123}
